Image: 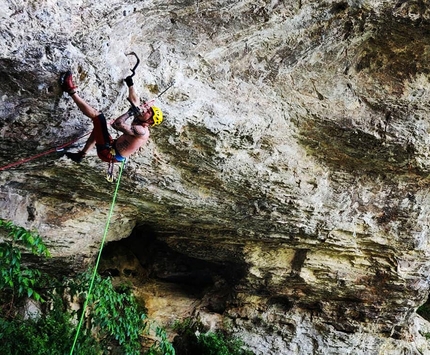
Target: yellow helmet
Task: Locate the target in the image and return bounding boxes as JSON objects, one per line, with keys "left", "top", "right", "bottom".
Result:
{"left": 151, "top": 106, "right": 163, "bottom": 126}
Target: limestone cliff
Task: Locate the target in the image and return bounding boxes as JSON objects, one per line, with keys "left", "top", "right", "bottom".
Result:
{"left": 2, "top": 0, "right": 430, "bottom": 354}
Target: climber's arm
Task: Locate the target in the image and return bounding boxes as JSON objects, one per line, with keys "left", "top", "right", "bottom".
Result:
{"left": 128, "top": 85, "right": 140, "bottom": 106}
{"left": 112, "top": 113, "right": 147, "bottom": 136}
{"left": 125, "top": 75, "right": 140, "bottom": 106}
{"left": 112, "top": 112, "right": 130, "bottom": 132}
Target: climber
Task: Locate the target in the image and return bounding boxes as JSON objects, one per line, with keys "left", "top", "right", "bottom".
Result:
{"left": 59, "top": 70, "right": 163, "bottom": 164}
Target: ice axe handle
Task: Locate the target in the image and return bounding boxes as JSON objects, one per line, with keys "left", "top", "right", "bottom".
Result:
{"left": 126, "top": 52, "right": 140, "bottom": 78}
{"left": 127, "top": 98, "right": 141, "bottom": 116}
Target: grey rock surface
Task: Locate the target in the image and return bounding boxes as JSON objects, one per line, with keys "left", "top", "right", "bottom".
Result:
{"left": 2, "top": 0, "right": 430, "bottom": 353}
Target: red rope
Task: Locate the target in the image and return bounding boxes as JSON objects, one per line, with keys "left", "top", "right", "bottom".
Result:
{"left": 0, "top": 132, "right": 91, "bottom": 172}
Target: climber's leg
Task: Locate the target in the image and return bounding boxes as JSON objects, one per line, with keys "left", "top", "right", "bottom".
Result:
{"left": 60, "top": 71, "right": 100, "bottom": 119}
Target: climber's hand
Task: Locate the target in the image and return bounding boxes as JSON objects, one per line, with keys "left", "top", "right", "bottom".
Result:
{"left": 125, "top": 76, "right": 133, "bottom": 87}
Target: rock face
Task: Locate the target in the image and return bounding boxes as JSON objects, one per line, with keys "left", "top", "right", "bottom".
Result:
{"left": 2, "top": 0, "right": 430, "bottom": 353}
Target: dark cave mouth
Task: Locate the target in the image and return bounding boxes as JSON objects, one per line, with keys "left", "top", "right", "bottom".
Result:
{"left": 98, "top": 224, "right": 246, "bottom": 302}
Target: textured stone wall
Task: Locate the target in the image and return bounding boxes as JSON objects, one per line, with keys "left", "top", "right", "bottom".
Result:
{"left": 2, "top": 0, "right": 430, "bottom": 353}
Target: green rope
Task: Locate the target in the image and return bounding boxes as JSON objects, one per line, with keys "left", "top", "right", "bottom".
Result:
{"left": 69, "top": 160, "right": 125, "bottom": 355}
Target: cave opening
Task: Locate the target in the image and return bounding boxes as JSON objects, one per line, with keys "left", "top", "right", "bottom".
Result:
{"left": 417, "top": 294, "right": 430, "bottom": 323}
{"left": 99, "top": 224, "right": 246, "bottom": 313}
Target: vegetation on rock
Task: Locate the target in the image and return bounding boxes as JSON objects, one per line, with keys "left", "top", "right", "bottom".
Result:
{"left": 0, "top": 219, "right": 171, "bottom": 355}
{"left": 0, "top": 220, "right": 252, "bottom": 355}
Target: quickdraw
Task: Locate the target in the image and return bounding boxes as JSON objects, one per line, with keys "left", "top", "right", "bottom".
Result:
{"left": 156, "top": 80, "right": 175, "bottom": 99}
{"left": 106, "top": 159, "right": 115, "bottom": 183}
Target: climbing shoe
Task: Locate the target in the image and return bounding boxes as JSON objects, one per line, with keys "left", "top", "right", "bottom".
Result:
{"left": 59, "top": 70, "right": 77, "bottom": 95}
{"left": 65, "top": 151, "right": 84, "bottom": 163}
